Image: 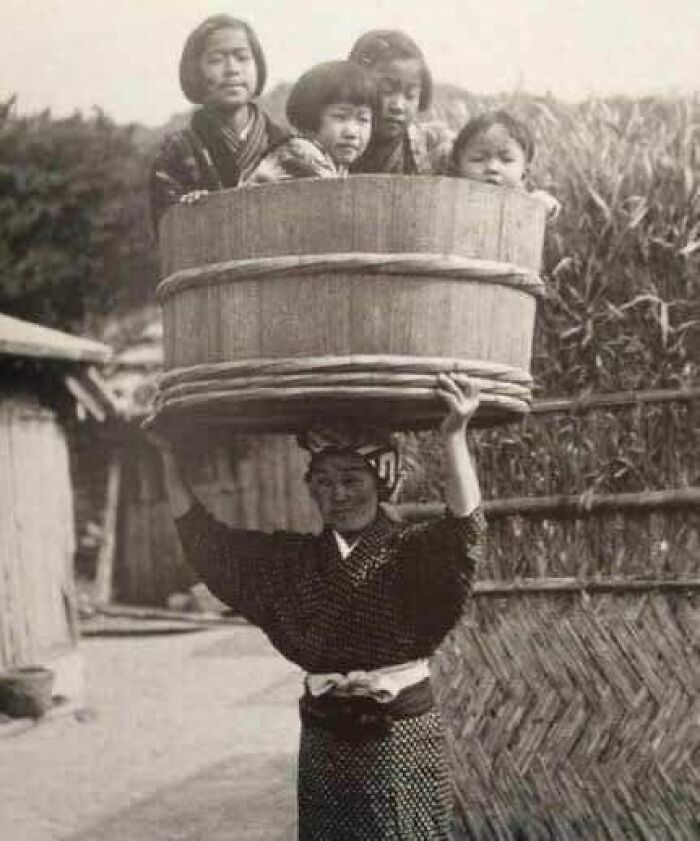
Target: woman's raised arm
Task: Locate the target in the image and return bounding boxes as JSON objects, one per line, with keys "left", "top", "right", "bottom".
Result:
{"left": 435, "top": 373, "right": 482, "bottom": 517}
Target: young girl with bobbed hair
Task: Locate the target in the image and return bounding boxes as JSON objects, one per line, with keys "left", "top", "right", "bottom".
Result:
{"left": 348, "top": 29, "right": 452, "bottom": 175}
{"left": 150, "top": 14, "right": 287, "bottom": 229}
{"left": 246, "top": 60, "right": 376, "bottom": 183}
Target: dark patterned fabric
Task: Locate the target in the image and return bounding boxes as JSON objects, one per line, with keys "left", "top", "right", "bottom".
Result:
{"left": 299, "top": 709, "right": 453, "bottom": 840}
{"left": 176, "top": 505, "right": 484, "bottom": 673}
{"left": 149, "top": 104, "right": 287, "bottom": 230}
{"left": 191, "top": 106, "right": 272, "bottom": 185}
{"left": 351, "top": 122, "right": 453, "bottom": 175}
{"left": 245, "top": 135, "right": 340, "bottom": 184}
{"left": 175, "top": 503, "right": 486, "bottom": 838}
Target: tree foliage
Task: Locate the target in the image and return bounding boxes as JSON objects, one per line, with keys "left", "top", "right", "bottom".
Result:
{"left": 0, "top": 97, "right": 157, "bottom": 331}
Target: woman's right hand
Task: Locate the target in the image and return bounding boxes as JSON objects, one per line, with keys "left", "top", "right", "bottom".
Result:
{"left": 145, "top": 429, "right": 174, "bottom": 457}
{"left": 146, "top": 430, "right": 196, "bottom": 518}
{"left": 436, "top": 374, "right": 480, "bottom": 436}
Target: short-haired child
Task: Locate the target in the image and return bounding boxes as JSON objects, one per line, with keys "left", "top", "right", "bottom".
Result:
{"left": 348, "top": 29, "right": 452, "bottom": 174}
{"left": 247, "top": 60, "right": 375, "bottom": 183}
{"left": 150, "top": 15, "right": 286, "bottom": 229}
{"left": 451, "top": 110, "right": 560, "bottom": 217}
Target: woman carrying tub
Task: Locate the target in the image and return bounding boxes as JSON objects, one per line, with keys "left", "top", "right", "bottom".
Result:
{"left": 152, "top": 375, "right": 486, "bottom": 840}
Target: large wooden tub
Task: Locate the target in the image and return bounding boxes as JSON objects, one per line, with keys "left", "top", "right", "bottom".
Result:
{"left": 152, "top": 176, "right": 546, "bottom": 433}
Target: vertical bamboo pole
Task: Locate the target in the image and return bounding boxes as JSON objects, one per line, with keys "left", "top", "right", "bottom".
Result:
{"left": 94, "top": 454, "right": 122, "bottom": 606}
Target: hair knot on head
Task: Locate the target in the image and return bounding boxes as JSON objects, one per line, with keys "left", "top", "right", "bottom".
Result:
{"left": 298, "top": 425, "right": 405, "bottom": 501}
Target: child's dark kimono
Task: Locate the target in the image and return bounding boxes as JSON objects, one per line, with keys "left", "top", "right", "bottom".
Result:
{"left": 176, "top": 501, "right": 486, "bottom": 839}
{"left": 351, "top": 121, "right": 453, "bottom": 175}
{"left": 150, "top": 104, "right": 287, "bottom": 229}
{"left": 246, "top": 135, "right": 344, "bottom": 184}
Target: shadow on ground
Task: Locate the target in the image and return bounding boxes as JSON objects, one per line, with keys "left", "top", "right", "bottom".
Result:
{"left": 65, "top": 751, "right": 297, "bottom": 841}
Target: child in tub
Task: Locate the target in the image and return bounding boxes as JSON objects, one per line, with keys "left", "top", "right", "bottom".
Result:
{"left": 246, "top": 60, "right": 375, "bottom": 183}
{"left": 348, "top": 29, "right": 453, "bottom": 175}
{"left": 450, "top": 109, "right": 560, "bottom": 219}
{"left": 149, "top": 15, "right": 287, "bottom": 229}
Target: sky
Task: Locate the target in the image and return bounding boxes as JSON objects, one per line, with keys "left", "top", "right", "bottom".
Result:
{"left": 1, "top": 0, "right": 699, "bottom": 126}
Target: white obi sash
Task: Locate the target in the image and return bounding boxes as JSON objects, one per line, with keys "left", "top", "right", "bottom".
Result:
{"left": 305, "top": 659, "right": 430, "bottom": 704}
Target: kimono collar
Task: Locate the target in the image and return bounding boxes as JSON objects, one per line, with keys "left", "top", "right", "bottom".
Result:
{"left": 324, "top": 509, "right": 396, "bottom": 558}
{"left": 191, "top": 103, "right": 273, "bottom": 186}
{"left": 349, "top": 123, "right": 432, "bottom": 174}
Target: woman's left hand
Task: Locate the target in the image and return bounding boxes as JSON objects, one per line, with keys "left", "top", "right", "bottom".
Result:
{"left": 436, "top": 373, "right": 480, "bottom": 435}
{"left": 179, "top": 190, "right": 209, "bottom": 205}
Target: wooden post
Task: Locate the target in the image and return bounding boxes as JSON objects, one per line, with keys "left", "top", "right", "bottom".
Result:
{"left": 93, "top": 454, "right": 122, "bottom": 606}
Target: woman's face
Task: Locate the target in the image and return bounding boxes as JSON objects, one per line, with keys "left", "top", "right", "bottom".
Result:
{"left": 369, "top": 58, "right": 422, "bottom": 141}
{"left": 456, "top": 124, "right": 527, "bottom": 187}
{"left": 307, "top": 453, "right": 379, "bottom": 535}
{"left": 199, "top": 27, "right": 257, "bottom": 109}
{"left": 314, "top": 103, "right": 373, "bottom": 167}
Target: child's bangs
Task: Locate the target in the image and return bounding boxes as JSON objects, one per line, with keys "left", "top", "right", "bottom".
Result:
{"left": 322, "top": 65, "right": 377, "bottom": 109}
{"left": 453, "top": 110, "right": 536, "bottom": 165}
{"left": 287, "top": 61, "right": 377, "bottom": 131}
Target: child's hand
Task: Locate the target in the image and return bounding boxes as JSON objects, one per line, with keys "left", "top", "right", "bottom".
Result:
{"left": 436, "top": 374, "right": 480, "bottom": 435}
{"left": 530, "top": 189, "right": 561, "bottom": 221}
{"left": 179, "top": 190, "right": 209, "bottom": 205}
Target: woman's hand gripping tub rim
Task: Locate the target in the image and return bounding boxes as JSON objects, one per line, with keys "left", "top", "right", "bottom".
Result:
{"left": 434, "top": 373, "right": 482, "bottom": 517}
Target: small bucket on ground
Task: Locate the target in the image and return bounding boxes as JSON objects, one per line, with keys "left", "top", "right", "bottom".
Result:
{"left": 0, "top": 666, "right": 55, "bottom": 718}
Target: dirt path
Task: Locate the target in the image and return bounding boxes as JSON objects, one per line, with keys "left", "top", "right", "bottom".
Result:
{"left": 1, "top": 625, "right": 301, "bottom": 840}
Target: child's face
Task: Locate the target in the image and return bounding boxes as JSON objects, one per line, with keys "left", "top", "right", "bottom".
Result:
{"left": 314, "top": 103, "right": 373, "bottom": 167}
{"left": 369, "top": 58, "right": 422, "bottom": 141}
{"left": 456, "top": 124, "right": 527, "bottom": 187}
{"left": 199, "top": 27, "right": 257, "bottom": 110}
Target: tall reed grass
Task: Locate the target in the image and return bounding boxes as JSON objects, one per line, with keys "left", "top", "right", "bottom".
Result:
{"left": 406, "top": 94, "right": 700, "bottom": 503}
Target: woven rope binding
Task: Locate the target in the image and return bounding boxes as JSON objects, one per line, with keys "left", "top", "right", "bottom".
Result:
{"left": 156, "top": 252, "right": 545, "bottom": 302}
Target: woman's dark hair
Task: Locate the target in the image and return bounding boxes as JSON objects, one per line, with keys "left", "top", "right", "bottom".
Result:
{"left": 348, "top": 29, "right": 432, "bottom": 112}
{"left": 179, "top": 15, "right": 267, "bottom": 104}
{"left": 285, "top": 60, "right": 377, "bottom": 133}
{"left": 451, "top": 110, "right": 536, "bottom": 169}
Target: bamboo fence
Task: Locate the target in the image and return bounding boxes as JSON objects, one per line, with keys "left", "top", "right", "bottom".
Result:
{"left": 399, "top": 389, "right": 700, "bottom": 839}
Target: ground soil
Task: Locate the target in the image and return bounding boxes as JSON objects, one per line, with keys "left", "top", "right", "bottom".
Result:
{"left": 1, "top": 623, "right": 301, "bottom": 840}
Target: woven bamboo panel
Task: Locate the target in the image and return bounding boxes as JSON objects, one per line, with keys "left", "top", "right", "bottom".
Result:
{"left": 433, "top": 589, "right": 700, "bottom": 839}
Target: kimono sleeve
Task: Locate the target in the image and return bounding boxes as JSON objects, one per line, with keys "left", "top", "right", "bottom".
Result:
{"left": 149, "top": 131, "right": 201, "bottom": 232}
{"left": 246, "top": 137, "right": 337, "bottom": 184}
{"left": 175, "top": 502, "right": 307, "bottom": 629}
{"left": 395, "top": 509, "right": 487, "bottom": 642}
